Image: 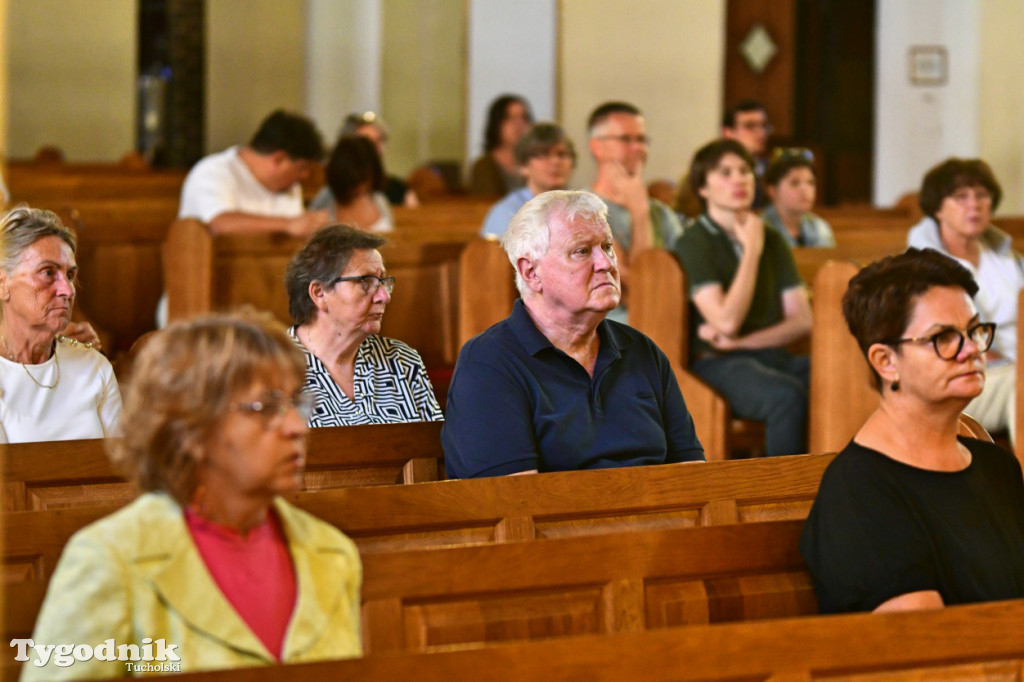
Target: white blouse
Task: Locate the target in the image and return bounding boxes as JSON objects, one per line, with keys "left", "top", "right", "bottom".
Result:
{"left": 0, "top": 338, "right": 123, "bottom": 443}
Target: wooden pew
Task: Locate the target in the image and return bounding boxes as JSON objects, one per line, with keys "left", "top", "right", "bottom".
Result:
{"left": 808, "top": 260, "right": 876, "bottom": 453}
{"left": 163, "top": 219, "right": 465, "bottom": 369}
{"left": 0, "top": 421, "right": 444, "bottom": 512}
{"left": 3, "top": 517, "right": 815, "bottom": 654}
{"left": 456, "top": 237, "right": 516, "bottom": 347}
{"left": 155, "top": 598, "right": 1024, "bottom": 681}
{"left": 357, "top": 519, "right": 814, "bottom": 654}
{"left": 7, "top": 166, "right": 186, "bottom": 204}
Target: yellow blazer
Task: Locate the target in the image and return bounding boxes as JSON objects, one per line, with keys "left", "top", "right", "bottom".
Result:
{"left": 23, "top": 493, "right": 362, "bottom": 679}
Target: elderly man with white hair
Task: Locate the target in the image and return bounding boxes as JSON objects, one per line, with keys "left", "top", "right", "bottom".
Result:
{"left": 442, "top": 190, "right": 704, "bottom": 479}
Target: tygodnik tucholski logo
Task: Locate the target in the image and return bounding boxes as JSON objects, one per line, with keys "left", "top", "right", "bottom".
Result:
{"left": 10, "top": 638, "right": 181, "bottom": 671}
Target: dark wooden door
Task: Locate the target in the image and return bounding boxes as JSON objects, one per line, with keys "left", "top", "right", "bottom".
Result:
{"left": 725, "top": 0, "right": 875, "bottom": 205}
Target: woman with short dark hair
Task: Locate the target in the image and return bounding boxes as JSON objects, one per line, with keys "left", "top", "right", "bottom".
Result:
{"left": 801, "top": 248, "right": 1024, "bottom": 614}
{"left": 285, "top": 224, "right": 442, "bottom": 426}
{"left": 907, "top": 157, "right": 1021, "bottom": 443}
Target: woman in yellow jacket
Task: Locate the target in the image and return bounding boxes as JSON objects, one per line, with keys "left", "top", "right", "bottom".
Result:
{"left": 23, "top": 310, "right": 361, "bottom": 679}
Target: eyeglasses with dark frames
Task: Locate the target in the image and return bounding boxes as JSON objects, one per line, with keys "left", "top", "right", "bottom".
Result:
{"left": 330, "top": 274, "right": 396, "bottom": 296}
{"left": 232, "top": 390, "right": 316, "bottom": 428}
{"left": 889, "top": 322, "right": 996, "bottom": 360}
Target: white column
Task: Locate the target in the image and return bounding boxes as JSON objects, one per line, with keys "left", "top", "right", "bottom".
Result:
{"left": 305, "top": 0, "right": 382, "bottom": 144}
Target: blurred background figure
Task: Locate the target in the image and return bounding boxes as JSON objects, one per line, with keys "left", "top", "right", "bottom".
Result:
{"left": 311, "top": 136, "right": 393, "bottom": 233}
{"left": 480, "top": 122, "right": 576, "bottom": 238}
{"left": 467, "top": 94, "right": 534, "bottom": 197}
{"left": 907, "top": 157, "right": 1022, "bottom": 443}
{"left": 761, "top": 148, "right": 835, "bottom": 248}
{"left": 340, "top": 111, "right": 419, "bottom": 207}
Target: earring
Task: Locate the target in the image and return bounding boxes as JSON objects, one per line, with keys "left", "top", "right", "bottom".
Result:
{"left": 890, "top": 380, "right": 900, "bottom": 391}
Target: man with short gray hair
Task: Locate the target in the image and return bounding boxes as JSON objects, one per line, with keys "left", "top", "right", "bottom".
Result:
{"left": 443, "top": 190, "right": 704, "bottom": 478}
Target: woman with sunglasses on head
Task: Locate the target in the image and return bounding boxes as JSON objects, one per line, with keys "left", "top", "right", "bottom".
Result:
{"left": 801, "top": 248, "right": 1024, "bottom": 615}
{"left": 285, "top": 224, "right": 442, "bottom": 426}
{"left": 761, "top": 148, "right": 835, "bottom": 248}
{"left": 907, "top": 158, "right": 1022, "bottom": 444}
{"left": 26, "top": 309, "right": 362, "bottom": 679}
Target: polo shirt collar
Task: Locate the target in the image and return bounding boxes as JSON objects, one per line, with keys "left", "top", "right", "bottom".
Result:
{"left": 509, "top": 298, "right": 630, "bottom": 361}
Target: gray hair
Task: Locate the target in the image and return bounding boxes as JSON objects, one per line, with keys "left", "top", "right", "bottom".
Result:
{"left": 500, "top": 190, "right": 609, "bottom": 295}
{"left": 285, "top": 224, "right": 386, "bottom": 325}
{"left": 0, "top": 206, "right": 77, "bottom": 276}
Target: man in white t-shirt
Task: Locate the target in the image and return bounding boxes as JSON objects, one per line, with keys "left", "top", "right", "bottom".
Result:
{"left": 178, "top": 109, "right": 330, "bottom": 236}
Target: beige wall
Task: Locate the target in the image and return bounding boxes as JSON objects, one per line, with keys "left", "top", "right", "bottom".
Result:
{"left": 380, "top": 0, "right": 467, "bottom": 176}
{"left": 0, "top": 0, "right": 8, "bottom": 162}
{"left": 8, "top": 0, "right": 134, "bottom": 160}
{"left": 206, "top": 1, "right": 306, "bottom": 153}
{"left": 560, "top": 0, "right": 726, "bottom": 187}
{"left": 979, "top": 0, "right": 1024, "bottom": 214}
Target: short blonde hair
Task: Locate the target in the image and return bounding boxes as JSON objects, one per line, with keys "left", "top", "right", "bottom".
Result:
{"left": 107, "top": 308, "right": 305, "bottom": 505}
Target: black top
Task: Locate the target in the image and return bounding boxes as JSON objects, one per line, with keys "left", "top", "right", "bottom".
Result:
{"left": 800, "top": 437, "right": 1024, "bottom": 613}
{"left": 673, "top": 214, "right": 803, "bottom": 360}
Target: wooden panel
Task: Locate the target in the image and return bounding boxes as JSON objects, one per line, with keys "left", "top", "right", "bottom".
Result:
{"left": 535, "top": 509, "right": 701, "bottom": 539}
{"left": 644, "top": 579, "right": 710, "bottom": 628}
{"left": 725, "top": 0, "right": 797, "bottom": 135}
{"left": 457, "top": 238, "right": 516, "bottom": 348}
{"left": 822, "top": 660, "right": 1023, "bottom": 681}
{"left": 401, "top": 587, "right": 605, "bottom": 651}
{"left": 630, "top": 249, "right": 686, "bottom": 366}
{"left": 808, "top": 260, "right": 876, "bottom": 453}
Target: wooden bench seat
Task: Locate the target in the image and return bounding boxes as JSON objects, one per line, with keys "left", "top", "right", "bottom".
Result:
{"left": 155, "top": 598, "right": 1024, "bottom": 681}
{"left": 0, "top": 421, "right": 443, "bottom": 511}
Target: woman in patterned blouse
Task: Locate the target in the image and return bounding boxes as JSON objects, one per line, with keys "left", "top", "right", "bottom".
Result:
{"left": 284, "top": 224, "right": 443, "bottom": 426}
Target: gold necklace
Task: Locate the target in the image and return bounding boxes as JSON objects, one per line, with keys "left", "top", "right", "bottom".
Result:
{"left": 0, "top": 333, "right": 61, "bottom": 390}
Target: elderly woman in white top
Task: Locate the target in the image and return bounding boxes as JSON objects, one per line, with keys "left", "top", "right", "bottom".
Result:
{"left": 0, "top": 206, "right": 121, "bottom": 442}
{"left": 284, "top": 224, "right": 442, "bottom": 426}
{"left": 907, "top": 158, "right": 1023, "bottom": 443}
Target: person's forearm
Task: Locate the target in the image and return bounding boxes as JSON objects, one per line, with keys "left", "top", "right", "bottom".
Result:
{"left": 731, "top": 313, "right": 811, "bottom": 350}
{"left": 208, "top": 212, "right": 293, "bottom": 235}
{"left": 706, "top": 251, "right": 760, "bottom": 336}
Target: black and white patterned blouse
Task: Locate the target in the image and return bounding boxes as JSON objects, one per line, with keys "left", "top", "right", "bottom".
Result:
{"left": 289, "top": 327, "right": 443, "bottom": 426}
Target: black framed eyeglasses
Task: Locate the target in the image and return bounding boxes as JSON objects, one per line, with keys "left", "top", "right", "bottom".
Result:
{"left": 232, "top": 390, "right": 315, "bottom": 428}
{"left": 330, "top": 274, "right": 396, "bottom": 296}
{"left": 889, "top": 322, "right": 996, "bottom": 360}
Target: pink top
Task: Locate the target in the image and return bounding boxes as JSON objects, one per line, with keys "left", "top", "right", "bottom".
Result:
{"left": 185, "top": 508, "right": 297, "bottom": 659}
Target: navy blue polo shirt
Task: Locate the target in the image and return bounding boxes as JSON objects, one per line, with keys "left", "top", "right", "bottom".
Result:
{"left": 442, "top": 299, "right": 705, "bottom": 478}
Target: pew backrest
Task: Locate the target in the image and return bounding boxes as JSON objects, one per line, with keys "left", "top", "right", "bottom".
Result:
{"left": 147, "top": 598, "right": 1024, "bottom": 681}
{"left": 0, "top": 421, "right": 444, "bottom": 511}
{"left": 163, "top": 220, "right": 467, "bottom": 368}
